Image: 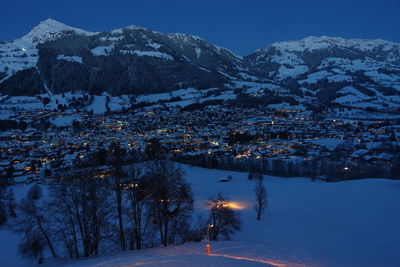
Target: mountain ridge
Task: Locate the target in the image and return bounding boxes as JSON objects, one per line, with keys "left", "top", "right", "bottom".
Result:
{"left": 0, "top": 19, "right": 399, "bottom": 112}
{"left": 4, "top": 19, "right": 400, "bottom": 58}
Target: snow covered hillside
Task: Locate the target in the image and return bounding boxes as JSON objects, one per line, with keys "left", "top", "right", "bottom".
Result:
{"left": 182, "top": 165, "right": 400, "bottom": 267}
{"left": 1, "top": 20, "right": 399, "bottom": 112}
{"left": 2, "top": 165, "right": 398, "bottom": 267}
{"left": 244, "top": 36, "right": 400, "bottom": 109}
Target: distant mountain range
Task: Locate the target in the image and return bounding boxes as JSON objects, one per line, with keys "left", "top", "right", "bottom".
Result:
{"left": 1, "top": 19, "right": 399, "bottom": 110}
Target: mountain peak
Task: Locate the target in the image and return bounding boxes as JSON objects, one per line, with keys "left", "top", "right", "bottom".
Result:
{"left": 20, "top": 18, "right": 95, "bottom": 44}
{"left": 38, "top": 18, "right": 69, "bottom": 28}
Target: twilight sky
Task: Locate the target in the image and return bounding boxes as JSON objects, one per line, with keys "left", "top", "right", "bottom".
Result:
{"left": 1, "top": 0, "right": 399, "bottom": 55}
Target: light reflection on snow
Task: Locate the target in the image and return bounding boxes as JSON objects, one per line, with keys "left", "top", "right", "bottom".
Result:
{"left": 200, "top": 200, "right": 249, "bottom": 210}
{"left": 224, "top": 201, "right": 248, "bottom": 210}
{"left": 208, "top": 253, "right": 289, "bottom": 266}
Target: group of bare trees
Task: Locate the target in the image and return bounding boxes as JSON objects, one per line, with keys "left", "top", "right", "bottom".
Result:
{"left": 145, "top": 161, "right": 193, "bottom": 246}
{"left": 51, "top": 169, "right": 112, "bottom": 258}
{"left": 15, "top": 142, "right": 264, "bottom": 263}
{"left": 17, "top": 160, "right": 194, "bottom": 263}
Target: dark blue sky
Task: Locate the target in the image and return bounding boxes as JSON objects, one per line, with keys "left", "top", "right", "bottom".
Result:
{"left": 1, "top": 0, "right": 399, "bottom": 55}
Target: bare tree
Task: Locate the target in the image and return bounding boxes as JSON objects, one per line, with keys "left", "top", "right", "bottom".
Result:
{"left": 50, "top": 175, "right": 81, "bottom": 259}
{"left": 51, "top": 169, "right": 112, "bottom": 257}
{"left": 126, "top": 166, "right": 148, "bottom": 250}
{"left": 112, "top": 166, "right": 126, "bottom": 251}
{"left": 0, "top": 199, "right": 6, "bottom": 225}
{"left": 5, "top": 189, "right": 17, "bottom": 218}
{"left": 109, "top": 143, "right": 127, "bottom": 251}
{"left": 145, "top": 160, "right": 193, "bottom": 246}
{"left": 207, "top": 193, "right": 241, "bottom": 240}
{"left": 254, "top": 175, "right": 267, "bottom": 220}
{"left": 18, "top": 231, "right": 46, "bottom": 264}
{"left": 18, "top": 184, "right": 58, "bottom": 261}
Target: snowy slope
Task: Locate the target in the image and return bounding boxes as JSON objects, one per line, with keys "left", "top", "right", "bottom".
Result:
{"left": 0, "top": 166, "right": 392, "bottom": 267}
{"left": 62, "top": 242, "right": 281, "bottom": 267}
{"left": 184, "top": 165, "right": 400, "bottom": 267}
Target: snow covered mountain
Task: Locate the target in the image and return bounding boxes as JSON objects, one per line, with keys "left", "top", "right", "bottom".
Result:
{"left": 0, "top": 20, "right": 399, "bottom": 111}
{"left": 245, "top": 36, "right": 400, "bottom": 79}
{"left": 244, "top": 36, "right": 400, "bottom": 108}
{"left": 0, "top": 19, "right": 95, "bottom": 85}
{"left": 0, "top": 19, "right": 244, "bottom": 96}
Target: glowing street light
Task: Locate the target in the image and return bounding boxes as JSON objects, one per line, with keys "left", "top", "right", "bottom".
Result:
{"left": 206, "top": 223, "right": 214, "bottom": 254}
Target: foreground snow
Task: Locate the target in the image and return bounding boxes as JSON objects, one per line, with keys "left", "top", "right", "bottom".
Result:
{"left": 62, "top": 242, "right": 291, "bottom": 267}
{"left": 184, "top": 166, "right": 400, "bottom": 267}
{"left": 1, "top": 165, "right": 399, "bottom": 266}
